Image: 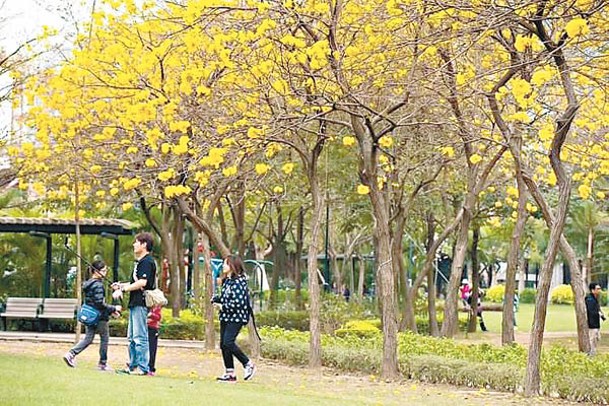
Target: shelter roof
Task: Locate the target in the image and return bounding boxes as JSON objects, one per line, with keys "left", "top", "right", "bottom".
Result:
{"left": 0, "top": 216, "right": 135, "bottom": 235}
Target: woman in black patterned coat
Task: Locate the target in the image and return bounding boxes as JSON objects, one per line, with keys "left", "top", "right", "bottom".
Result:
{"left": 213, "top": 255, "right": 256, "bottom": 382}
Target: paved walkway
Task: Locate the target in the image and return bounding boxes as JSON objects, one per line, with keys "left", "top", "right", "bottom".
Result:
{"left": 0, "top": 330, "right": 207, "bottom": 348}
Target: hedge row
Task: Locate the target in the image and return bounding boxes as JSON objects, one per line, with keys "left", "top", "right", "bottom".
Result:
{"left": 258, "top": 329, "right": 609, "bottom": 404}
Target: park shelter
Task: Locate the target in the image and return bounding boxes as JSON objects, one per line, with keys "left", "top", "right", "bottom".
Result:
{"left": 0, "top": 216, "right": 134, "bottom": 297}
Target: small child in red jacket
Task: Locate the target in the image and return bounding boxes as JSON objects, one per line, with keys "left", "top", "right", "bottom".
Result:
{"left": 147, "top": 305, "right": 162, "bottom": 376}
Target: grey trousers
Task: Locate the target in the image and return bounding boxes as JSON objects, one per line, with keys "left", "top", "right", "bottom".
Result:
{"left": 70, "top": 320, "right": 110, "bottom": 364}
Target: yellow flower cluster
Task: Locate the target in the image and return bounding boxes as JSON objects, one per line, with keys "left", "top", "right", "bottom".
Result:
{"left": 164, "top": 184, "right": 192, "bottom": 198}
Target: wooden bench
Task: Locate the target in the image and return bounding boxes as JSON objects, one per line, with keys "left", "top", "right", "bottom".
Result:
{"left": 39, "top": 298, "right": 78, "bottom": 320}
{"left": 38, "top": 298, "right": 79, "bottom": 331}
{"left": 0, "top": 297, "right": 43, "bottom": 331}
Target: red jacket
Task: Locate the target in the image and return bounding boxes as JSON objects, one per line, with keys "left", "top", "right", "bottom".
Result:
{"left": 147, "top": 306, "right": 162, "bottom": 330}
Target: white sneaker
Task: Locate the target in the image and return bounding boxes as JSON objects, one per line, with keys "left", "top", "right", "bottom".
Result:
{"left": 244, "top": 362, "right": 256, "bottom": 381}
{"left": 63, "top": 352, "right": 76, "bottom": 368}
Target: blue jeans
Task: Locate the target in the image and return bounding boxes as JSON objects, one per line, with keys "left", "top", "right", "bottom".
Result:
{"left": 127, "top": 306, "right": 149, "bottom": 373}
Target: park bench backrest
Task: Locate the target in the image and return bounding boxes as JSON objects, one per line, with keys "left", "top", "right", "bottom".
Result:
{"left": 39, "top": 298, "right": 79, "bottom": 319}
{"left": 1, "top": 297, "right": 43, "bottom": 317}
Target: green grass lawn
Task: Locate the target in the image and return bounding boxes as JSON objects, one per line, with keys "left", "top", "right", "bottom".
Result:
{"left": 480, "top": 303, "right": 578, "bottom": 333}
{"left": 0, "top": 353, "right": 347, "bottom": 406}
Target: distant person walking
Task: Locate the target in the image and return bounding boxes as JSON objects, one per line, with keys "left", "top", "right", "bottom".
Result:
{"left": 63, "top": 260, "right": 121, "bottom": 370}
{"left": 586, "top": 282, "right": 605, "bottom": 356}
{"left": 213, "top": 255, "right": 256, "bottom": 383}
{"left": 459, "top": 278, "right": 471, "bottom": 307}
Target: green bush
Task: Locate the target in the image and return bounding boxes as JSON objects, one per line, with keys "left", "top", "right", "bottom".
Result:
{"left": 259, "top": 326, "right": 609, "bottom": 403}
{"left": 415, "top": 313, "right": 469, "bottom": 334}
{"left": 256, "top": 311, "right": 310, "bottom": 331}
{"left": 485, "top": 284, "right": 505, "bottom": 303}
{"left": 400, "top": 355, "right": 523, "bottom": 391}
{"left": 550, "top": 284, "right": 574, "bottom": 305}
{"left": 599, "top": 290, "right": 608, "bottom": 307}
{"left": 519, "top": 288, "right": 536, "bottom": 304}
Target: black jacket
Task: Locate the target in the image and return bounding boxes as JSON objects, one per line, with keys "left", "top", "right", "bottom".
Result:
{"left": 585, "top": 293, "right": 601, "bottom": 329}
{"left": 83, "top": 278, "right": 117, "bottom": 321}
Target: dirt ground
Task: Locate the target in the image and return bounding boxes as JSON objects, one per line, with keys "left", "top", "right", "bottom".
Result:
{"left": 0, "top": 339, "right": 582, "bottom": 405}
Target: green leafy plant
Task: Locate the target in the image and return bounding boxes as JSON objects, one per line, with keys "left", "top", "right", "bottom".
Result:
{"left": 519, "top": 288, "right": 537, "bottom": 304}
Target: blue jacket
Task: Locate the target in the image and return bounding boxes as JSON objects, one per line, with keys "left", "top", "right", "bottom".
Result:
{"left": 218, "top": 275, "right": 250, "bottom": 324}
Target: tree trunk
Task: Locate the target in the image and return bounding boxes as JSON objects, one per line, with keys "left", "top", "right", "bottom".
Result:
{"left": 295, "top": 207, "right": 304, "bottom": 310}
{"left": 441, "top": 195, "right": 474, "bottom": 337}
{"left": 173, "top": 216, "right": 185, "bottom": 309}
{"left": 425, "top": 212, "right": 439, "bottom": 337}
{"left": 161, "top": 208, "right": 180, "bottom": 318}
{"left": 518, "top": 258, "right": 526, "bottom": 294}
{"left": 357, "top": 255, "right": 365, "bottom": 298}
{"left": 200, "top": 233, "right": 215, "bottom": 351}
{"left": 467, "top": 224, "right": 480, "bottom": 333}
{"left": 586, "top": 228, "right": 593, "bottom": 286}
{"left": 502, "top": 134, "right": 528, "bottom": 345}
{"left": 395, "top": 212, "right": 413, "bottom": 333}
{"left": 524, "top": 180, "right": 570, "bottom": 395}
{"left": 374, "top": 219, "right": 399, "bottom": 379}
{"left": 307, "top": 180, "right": 324, "bottom": 368}
{"left": 524, "top": 33, "right": 578, "bottom": 392}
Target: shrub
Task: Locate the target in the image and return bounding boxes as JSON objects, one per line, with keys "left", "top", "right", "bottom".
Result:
{"left": 400, "top": 355, "right": 523, "bottom": 391}
{"left": 599, "top": 290, "right": 608, "bottom": 307}
{"left": 259, "top": 326, "right": 609, "bottom": 403}
{"left": 415, "top": 313, "right": 469, "bottom": 334}
{"left": 550, "top": 284, "right": 574, "bottom": 305}
{"left": 335, "top": 320, "right": 381, "bottom": 338}
{"left": 485, "top": 284, "right": 505, "bottom": 303}
{"left": 519, "top": 288, "right": 536, "bottom": 304}
{"left": 256, "top": 311, "right": 309, "bottom": 331}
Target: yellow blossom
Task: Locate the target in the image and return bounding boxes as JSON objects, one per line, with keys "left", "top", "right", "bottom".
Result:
{"left": 440, "top": 146, "right": 455, "bottom": 158}
{"left": 357, "top": 184, "right": 370, "bottom": 195}
{"left": 378, "top": 136, "right": 394, "bottom": 148}
{"left": 469, "top": 154, "right": 483, "bottom": 164}
{"left": 578, "top": 184, "right": 592, "bottom": 199}
{"left": 255, "top": 163, "right": 269, "bottom": 175}
{"left": 282, "top": 162, "right": 295, "bottom": 174}
{"left": 506, "top": 186, "right": 518, "bottom": 197}
{"left": 565, "top": 18, "right": 590, "bottom": 38}
{"left": 222, "top": 166, "right": 238, "bottom": 177}
{"left": 342, "top": 136, "right": 356, "bottom": 146}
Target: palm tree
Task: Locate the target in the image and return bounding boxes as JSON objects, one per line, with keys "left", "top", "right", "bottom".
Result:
{"left": 566, "top": 200, "right": 608, "bottom": 285}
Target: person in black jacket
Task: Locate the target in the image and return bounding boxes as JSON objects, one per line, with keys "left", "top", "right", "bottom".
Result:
{"left": 63, "top": 260, "right": 121, "bottom": 370}
{"left": 585, "top": 282, "right": 605, "bottom": 356}
{"left": 214, "top": 255, "right": 256, "bottom": 382}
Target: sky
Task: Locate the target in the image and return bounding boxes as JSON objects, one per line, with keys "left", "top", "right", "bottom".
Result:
{"left": 0, "top": 0, "right": 92, "bottom": 151}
